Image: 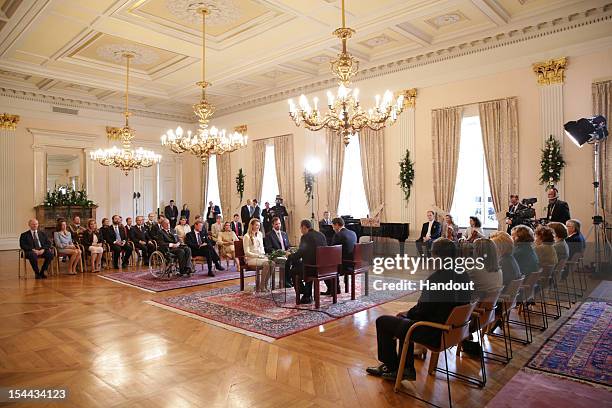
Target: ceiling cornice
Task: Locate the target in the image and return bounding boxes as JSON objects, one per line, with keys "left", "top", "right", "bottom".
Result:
{"left": 215, "top": 3, "right": 612, "bottom": 117}
{"left": 0, "top": 86, "right": 195, "bottom": 123}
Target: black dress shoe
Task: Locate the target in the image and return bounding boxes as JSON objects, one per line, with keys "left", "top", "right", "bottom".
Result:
{"left": 299, "top": 296, "right": 312, "bottom": 304}
{"left": 215, "top": 264, "right": 225, "bottom": 271}
{"left": 121, "top": 263, "right": 129, "bottom": 268}
{"left": 113, "top": 264, "right": 120, "bottom": 269}
{"left": 320, "top": 290, "right": 333, "bottom": 296}
{"left": 35, "top": 274, "right": 42, "bottom": 280}
{"left": 41, "top": 274, "right": 48, "bottom": 279}
{"left": 207, "top": 271, "right": 215, "bottom": 277}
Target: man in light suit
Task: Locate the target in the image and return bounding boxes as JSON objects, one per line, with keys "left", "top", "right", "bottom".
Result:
{"left": 19, "top": 219, "right": 55, "bottom": 279}
{"left": 205, "top": 200, "right": 221, "bottom": 231}
{"left": 240, "top": 199, "right": 253, "bottom": 228}
{"left": 164, "top": 200, "right": 179, "bottom": 229}
{"left": 324, "top": 217, "right": 357, "bottom": 295}
{"left": 415, "top": 210, "right": 441, "bottom": 257}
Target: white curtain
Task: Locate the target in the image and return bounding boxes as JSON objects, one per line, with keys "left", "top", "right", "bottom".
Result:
{"left": 358, "top": 128, "right": 385, "bottom": 219}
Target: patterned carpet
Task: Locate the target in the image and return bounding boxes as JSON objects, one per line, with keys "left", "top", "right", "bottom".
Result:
{"left": 146, "top": 277, "right": 415, "bottom": 341}
{"left": 485, "top": 370, "right": 612, "bottom": 408}
{"left": 527, "top": 299, "right": 612, "bottom": 387}
{"left": 100, "top": 265, "right": 255, "bottom": 292}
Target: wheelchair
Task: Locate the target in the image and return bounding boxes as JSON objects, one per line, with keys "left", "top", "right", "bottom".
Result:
{"left": 148, "top": 250, "right": 192, "bottom": 279}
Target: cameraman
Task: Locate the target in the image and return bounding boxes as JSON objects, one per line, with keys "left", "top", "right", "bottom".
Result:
{"left": 546, "top": 187, "right": 571, "bottom": 224}
{"left": 506, "top": 194, "right": 528, "bottom": 234}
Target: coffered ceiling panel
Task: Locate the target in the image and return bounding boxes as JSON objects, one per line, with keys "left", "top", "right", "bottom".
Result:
{"left": 0, "top": 0, "right": 607, "bottom": 121}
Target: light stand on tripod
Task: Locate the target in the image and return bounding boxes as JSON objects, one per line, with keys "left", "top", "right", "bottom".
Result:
{"left": 564, "top": 115, "right": 611, "bottom": 278}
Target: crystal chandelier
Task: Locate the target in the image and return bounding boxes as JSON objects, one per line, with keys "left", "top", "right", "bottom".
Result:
{"left": 288, "top": 0, "right": 405, "bottom": 145}
{"left": 161, "top": 6, "right": 247, "bottom": 162}
{"left": 90, "top": 52, "right": 161, "bottom": 175}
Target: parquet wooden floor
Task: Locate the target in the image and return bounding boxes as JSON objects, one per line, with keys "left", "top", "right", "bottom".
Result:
{"left": 0, "top": 250, "right": 598, "bottom": 407}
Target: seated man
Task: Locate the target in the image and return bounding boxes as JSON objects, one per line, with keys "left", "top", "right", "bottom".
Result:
{"left": 286, "top": 219, "right": 328, "bottom": 304}
{"left": 264, "top": 216, "right": 292, "bottom": 286}
{"left": 415, "top": 210, "right": 441, "bottom": 257}
{"left": 156, "top": 218, "right": 193, "bottom": 275}
{"left": 145, "top": 212, "right": 156, "bottom": 229}
{"left": 101, "top": 215, "right": 132, "bottom": 269}
{"left": 129, "top": 215, "right": 156, "bottom": 266}
{"left": 148, "top": 215, "right": 165, "bottom": 241}
{"left": 68, "top": 215, "right": 86, "bottom": 243}
{"left": 366, "top": 238, "right": 472, "bottom": 381}
{"left": 323, "top": 216, "right": 357, "bottom": 295}
{"left": 230, "top": 214, "right": 243, "bottom": 238}
{"left": 185, "top": 220, "right": 224, "bottom": 276}
{"left": 19, "top": 219, "right": 55, "bottom": 279}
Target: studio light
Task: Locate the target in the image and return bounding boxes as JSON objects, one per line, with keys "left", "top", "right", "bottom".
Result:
{"left": 563, "top": 115, "right": 608, "bottom": 147}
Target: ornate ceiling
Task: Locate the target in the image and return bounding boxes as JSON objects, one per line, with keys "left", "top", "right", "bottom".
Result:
{"left": 0, "top": 0, "right": 609, "bottom": 121}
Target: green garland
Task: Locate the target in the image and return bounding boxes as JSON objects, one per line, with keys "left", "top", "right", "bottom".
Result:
{"left": 304, "top": 170, "right": 315, "bottom": 204}
{"left": 398, "top": 150, "right": 415, "bottom": 201}
{"left": 44, "top": 185, "right": 95, "bottom": 207}
{"left": 539, "top": 135, "right": 565, "bottom": 187}
{"left": 235, "top": 168, "right": 245, "bottom": 202}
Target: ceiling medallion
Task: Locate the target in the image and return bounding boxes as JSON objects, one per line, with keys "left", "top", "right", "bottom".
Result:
{"left": 165, "top": 0, "right": 241, "bottom": 26}
{"left": 288, "top": 0, "right": 405, "bottom": 146}
{"left": 96, "top": 44, "right": 159, "bottom": 65}
{"left": 427, "top": 12, "right": 465, "bottom": 29}
{"left": 161, "top": 6, "right": 247, "bottom": 163}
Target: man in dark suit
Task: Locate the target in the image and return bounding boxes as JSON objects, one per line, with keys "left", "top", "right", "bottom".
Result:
{"left": 240, "top": 199, "right": 253, "bottom": 229}
{"left": 271, "top": 195, "right": 289, "bottom": 232}
{"left": 205, "top": 201, "right": 221, "bottom": 231}
{"left": 415, "top": 210, "right": 441, "bottom": 257}
{"left": 148, "top": 215, "right": 165, "bottom": 241}
{"left": 145, "top": 212, "right": 156, "bottom": 229}
{"left": 264, "top": 217, "right": 291, "bottom": 254}
{"left": 319, "top": 211, "right": 332, "bottom": 229}
{"left": 366, "top": 238, "right": 472, "bottom": 381}
{"left": 129, "top": 216, "right": 156, "bottom": 266}
{"left": 230, "top": 214, "right": 243, "bottom": 238}
{"left": 185, "top": 220, "right": 224, "bottom": 276}
{"left": 164, "top": 200, "right": 179, "bottom": 229}
{"left": 252, "top": 199, "right": 261, "bottom": 222}
{"left": 102, "top": 215, "right": 132, "bottom": 269}
{"left": 156, "top": 219, "right": 193, "bottom": 275}
{"left": 124, "top": 217, "right": 134, "bottom": 236}
{"left": 286, "top": 219, "right": 328, "bottom": 304}
{"left": 324, "top": 216, "right": 358, "bottom": 295}
{"left": 19, "top": 219, "right": 55, "bottom": 279}
{"left": 261, "top": 202, "right": 273, "bottom": 233}
{"left": 505, "top": 194, "right": 528, "bottom": 234}
{"left": 68, "top": 215, "right": 86, "bottom": 244}
{"left": 546, "top": 187, "right": 571, "bottom": 224}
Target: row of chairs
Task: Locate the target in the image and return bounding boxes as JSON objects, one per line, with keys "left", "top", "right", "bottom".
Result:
{"left": 393, "top": 251, "right": 589, "bottom": 408}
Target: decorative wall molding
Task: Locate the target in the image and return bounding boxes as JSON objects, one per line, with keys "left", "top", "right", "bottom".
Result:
{"left": 0, "top": 126, "right": 17, "bottom": 249}
{"left": 0, "top": 112, "right": 19, "bottom": 129}
{"left": 216, "top": 4, "right": 612, "bottom": 117}
{"left": 0, "top": 87, "right": 195, "bottom": 123}
{"left": 533, "top": 57, "right": 567, "bottom": 85}
{"left": 399, "top": 88, "right": 417, "bottom": 109}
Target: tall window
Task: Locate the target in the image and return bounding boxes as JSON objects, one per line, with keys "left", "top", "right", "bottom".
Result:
{"left": 450, "top": 115, "right": 497, "bottom": 228}
{"left": 260, "top": 144, "right": 280, "bottom": 206}
{"left": 206, "top": 154, "right": 221, "bottom": 214}
{"left": 337, "top": 135, "right": 369, "bottom": 218}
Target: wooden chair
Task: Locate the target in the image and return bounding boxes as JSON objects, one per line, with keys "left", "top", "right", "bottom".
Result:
{"left": 18, "top": 247, "right": 58, "bottom": 279}
{"left": 296, "top": 245, "right": 342, "bottom": 309}
{"left": 394, "top": 302, "right": 479, "bottom": 408}
{"left": 234, "top": 240, "right": 253, "bottom": 291}
{"left": 343, "top": 241, "right": 374, "bottom": 300}
{"left": 54, "top": 245, "right": 84, "bottom": 275}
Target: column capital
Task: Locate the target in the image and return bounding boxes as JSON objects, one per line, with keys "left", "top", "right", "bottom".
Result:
{"left": 398, "top": 88, "right": 417, "bottom": 108}
{"left": 532, "top": 57, "right": 567, "bottom": 85}
{"left": 0, "top": 113, "right": 20, "bottom": 130}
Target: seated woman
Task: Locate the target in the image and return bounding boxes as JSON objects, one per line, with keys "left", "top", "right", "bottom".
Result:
{"left": 548, "top": 222, "right": 570, "bottom": 279}
{"left": 54, "top": 218, "right": 82, "bottom": 275}
{"left": 443, "top": 214, "right": 459, "bottom": 241}
{"left": 490, "top": 231, "right": 521, "bottom": 287}
{"left": 463, "top": 216, "right": 484, "bottom": 243}
{"left": 534, "top": 225, "right": 558, "bottom": 271}
{"left": 175, "top": 217, "right": 191, "bottom": 243}
{"left": 242, "top": 218, "right": 271, "bottom": 290}
{"left": 217, "top": 221, "right": 238, "bottom": 268}
{"left": 210, "top": 215, "right": 224, "bottom": 241}
{"left": 82, "top": 219, "right": 104, "bottom": 272}
{"left": 511, "top": 225, "right": 539, "bottom": 276}
{"left": 469, "top": 238, "right": 503, "bottom": 296}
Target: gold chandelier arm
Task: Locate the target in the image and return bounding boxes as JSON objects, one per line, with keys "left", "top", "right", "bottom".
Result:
{"left": 124, "top": 54, "right": 131, "bottom": 125}
{"left": 341, "top": 0, "right": 346, "bottom": 28}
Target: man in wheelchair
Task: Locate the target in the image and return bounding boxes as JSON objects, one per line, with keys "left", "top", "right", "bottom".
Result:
{"left": 155, "top": 218, "right": 194, "bottom": 276}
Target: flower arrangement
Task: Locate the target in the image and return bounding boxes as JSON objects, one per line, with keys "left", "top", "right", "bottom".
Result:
{"left": 304, "top": 170, "right": 315, "bottom": 204}
{"left": 235, "top": 168, "right": 245, "bottom": 202}
{"left": 398, "top": 149, "right": 415, "bottom": 201}
{"left": 266, "top": 249, "right": 288, "bottom": 262}
{"left": 539, "top": 135, "right": 565, "bottom": 187}
{"left": 44, "top": 185, "right": 95, "bottom": 207}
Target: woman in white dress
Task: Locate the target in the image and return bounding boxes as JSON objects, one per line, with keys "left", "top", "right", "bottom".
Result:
{"left": 242, "top": 218, "right": 270, "bottom": 290}
{"left": 175, "top": 217, "right": 191, "bottom": 243}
